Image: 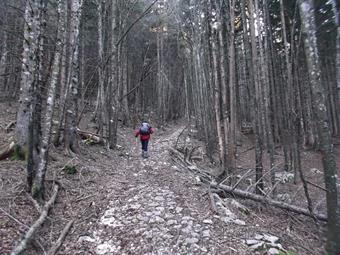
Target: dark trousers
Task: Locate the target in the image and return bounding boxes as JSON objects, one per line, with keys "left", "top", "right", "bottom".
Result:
{"left": 141, "top": 140, "right": 149, "bottom": 151}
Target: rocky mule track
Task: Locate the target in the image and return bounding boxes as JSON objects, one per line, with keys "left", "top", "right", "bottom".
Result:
{"left": 72, "top": 127, "right": 248, "bottom": 255}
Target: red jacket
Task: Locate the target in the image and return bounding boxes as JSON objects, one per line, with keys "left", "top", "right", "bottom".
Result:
{"left": 135, "top": 127, "right": 154, "bottom": 141}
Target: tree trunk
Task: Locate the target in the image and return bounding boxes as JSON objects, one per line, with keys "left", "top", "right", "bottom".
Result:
{"left": 53, "top": 3, "right": 69, "bottom": 146}
{"left": 248, "top": 0, "right": 264, "bottom": 194}
{"left": 332, "top": 0, "right": 340, "bottom": 135}
{"left": 228, "top": 0, "right": 237, "bottom": 175}
{"left": 64, "top": 0, "right": 83, "bottom": 154}
{"left": 0, "top": 24, "right": 8, "bottom": 92}
{"left": 16, "top": 0, "right": 41, "bottom": 150}
{"left": 16, "top": 0, "right": 42, "bottom": 190}
{"left": 108, "top": 0, "right": 119, "bottom": 149}
{"left": 95, "top": 0, "right": 105, "bottom": 139}
{"left": 210, "top": 1, "right": 226, "bottom": 175}
{"left": 33, "top": 0, "right": 66, "bottom": 200}
{"left": 299, "top": 1, "right": 340, "bottom": 253}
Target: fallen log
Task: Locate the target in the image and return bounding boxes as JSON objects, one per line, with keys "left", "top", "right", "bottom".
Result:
{"left": 0, "top": 141, "right": 16, "bottom": 160}
{"left": 169, "top": 146, "right": 328, "bottom": 222}
{"left": 210, "top": 183, "right": 327, "bottom": 221}
{"left": 77, "top": 128, "right": 105, "bottom": 145}
{"left": 47, "top": 220, "right": 74, "bottom": 255}
{"left": 11, "top": 185, "right": 59, "bottom": 255}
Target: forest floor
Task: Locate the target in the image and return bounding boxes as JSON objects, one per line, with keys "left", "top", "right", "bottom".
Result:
{"left": 0, "top": 101, "right": 338, "bottom": 255}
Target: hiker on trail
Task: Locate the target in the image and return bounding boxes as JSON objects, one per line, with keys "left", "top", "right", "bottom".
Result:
{"left": 135, "top": 122, "right": 154, "bottom": 158}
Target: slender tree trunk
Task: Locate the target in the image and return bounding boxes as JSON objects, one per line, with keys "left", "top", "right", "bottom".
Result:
{"left": 122, "top": 39, "right": 130, "bottom": 125}
{"left": 263, "top": 1, "right": 276, "bottom": 194}
{"left": 64, "top": 0, "right": 83, "bottom": 154}
{"left": 33, "top": 0, "right": 66, "bottom": 200}
{"left": 228, "top": 0, "right": 237, "bottom": 175}
{"left": 16, "top": 0, "right": 42, "bottom": 190}
{"left": 16, "top": 0, "right": 41, "bottom": 149}
{"left": 79, "top": 18, "right": 85, "bottom": 115}
{"left": 248, "top": 0, "right": 264, "bottom": 194}
{"left": 332, "top": 0, "right": 340, "bottom": 135}
{"left": 96, "top": 0, "right": 105, "bottom": 138}
{"left": 0, "top": 26, "right": 8, "bottom": 92}
{"left": 157, "top": 25, "right": 164, "bottom": 125}
{"left": 108, "top": 0, "right": 119, "bottom": 149}
{"left": 33, "top": 0, "right": 47, "bottom": 162}
{"left": 210, "top": 1, "right": 226, "bottom": 175}
{"left": 54, "top": 3, "right": 69, "bottom": 146}
{"left": 299, "top": 1, "right": 340, "bottom": 253}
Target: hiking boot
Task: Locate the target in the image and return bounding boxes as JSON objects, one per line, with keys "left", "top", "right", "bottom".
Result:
{"left": 142, "top": 150, "right": 146, "bottom": 158}
{"left": 144, "top": 151, "right": 149, "bottom": 158}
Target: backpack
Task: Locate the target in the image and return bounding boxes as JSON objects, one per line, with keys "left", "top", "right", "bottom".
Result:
{"left": 140, "top": 122, "right": 151, "bottom": 135}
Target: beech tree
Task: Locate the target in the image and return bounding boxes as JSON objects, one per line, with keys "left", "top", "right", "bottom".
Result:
{"left": 34, "top": 0, "right": 67, "bottom": 200}
{"left": 16, "top": 0, "right": 42, "bottom": 151}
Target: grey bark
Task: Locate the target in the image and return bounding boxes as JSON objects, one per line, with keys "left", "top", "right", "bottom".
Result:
{"left": 0, "top": 26, "right": 8, "bottom": 91}
{"left": 248, "top": 0, "right": 264, "bottom": 194}
{"left": 33, "top": 0, "right": 66, "bottom": 200}
{"left": 95, "top": 0, "right": 105, "bottom": 139}
{"left": 16, "top": 0, "right": 41, "bottom": 149}
{"left": 331, "top": 0, "right": 340, "bottom": 137}
{"left": 108, "top": 0, "right": 119, "bottom": 149}
{"left": 228, "top": 0, "right": 237, "bottom": 175}
{"left": 210, "top": 1, "right": 226, "bottom": 174}
{"left": 64, "top": 0, "right": 83, "bottom": 154}
{"left": 299, "top": 1, "right": 340, "bottom": 253}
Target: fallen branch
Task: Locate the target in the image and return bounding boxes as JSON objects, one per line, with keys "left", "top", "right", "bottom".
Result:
{"left": 169, "top": 146, "right": 328, "bottom": 222}
{"left": 174, "top": 124, "right": 189, "bottom": 149}
{"left": 306, "top": 180, "right": 327, "bottom": 192}
{"left": 11, "top": 185, "right": 59, "bottom": 255}
{"left": 240, "top": 146, "right": 254, "bottom": 154}
{"left": 47, "top": 220, "right": 74, "bottom": 255}
{"left": 0, "top": 207, "right": 29, "bottom": 229}
{"left": 74, "top": 194, "right": 96, "bottom": 203}
{"left": 231, "top": 168, "right": 253, "bottom": 191}
{"left": 5, "top": 121, "right": 16, "bottom": 133}
{"left": 169, "top": 147, "right": 212, "bottom": 182}
{"left": 210, "top": 183, "right": 327, "bottom": 221}
{"left": 188, "top": 146, "right": 201, "bottom": 161}
{"left": 208, "top": 188, "right": 218, "bottom": 214}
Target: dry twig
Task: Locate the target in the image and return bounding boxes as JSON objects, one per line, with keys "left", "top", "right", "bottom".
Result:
{"left": 47, "top": 220, "right": 74, "bottom": 255}
{"left": 11, "top": 185, "right": 59, "bottom": 255}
